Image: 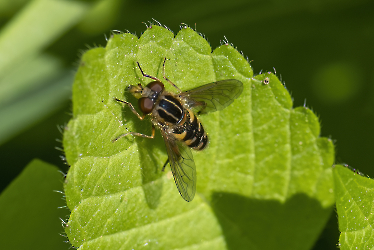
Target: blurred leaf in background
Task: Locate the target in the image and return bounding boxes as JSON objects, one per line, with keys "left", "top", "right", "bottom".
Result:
{"left": 1, "top": 0, "right": 374, "bottom": 249}
{"left": 0, "top": 159, "right": 69, "bottom": 249}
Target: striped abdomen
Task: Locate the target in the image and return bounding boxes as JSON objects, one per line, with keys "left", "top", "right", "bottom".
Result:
{"left": 172, "top": 109, "right": 208, "bottom": 151}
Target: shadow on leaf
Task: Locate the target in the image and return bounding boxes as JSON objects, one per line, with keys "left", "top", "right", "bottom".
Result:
{"left": 116, "top": 91, "right": 167, "bottom": 209}
{"left": 211, "top": 192, "right": 333, "bottom": 250}
{"left": 137, "top": 133, "right": 166, "bottom": 209}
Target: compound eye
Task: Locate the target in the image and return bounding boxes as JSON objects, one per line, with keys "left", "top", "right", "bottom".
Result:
{"left": 147, "top": 81, "right": 164, "bottom": 94}
{"left": 139, "top": 97, "right": 154, "bottom": 114}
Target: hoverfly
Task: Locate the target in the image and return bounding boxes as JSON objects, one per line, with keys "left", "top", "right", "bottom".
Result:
{"left": 114, "top": 59, "right": 243, "bottom": 202}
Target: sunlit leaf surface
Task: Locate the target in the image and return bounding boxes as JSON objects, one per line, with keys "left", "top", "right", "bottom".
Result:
{"left": 63, "top": 24, "right": 335, "bottom": 249}
{"left": 334, "top": 165, "right": 374, "bottom": 250}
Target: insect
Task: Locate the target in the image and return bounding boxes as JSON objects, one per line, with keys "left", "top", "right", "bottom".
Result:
{"left": 114, "top": 59, "right": 243, "bottom": 202}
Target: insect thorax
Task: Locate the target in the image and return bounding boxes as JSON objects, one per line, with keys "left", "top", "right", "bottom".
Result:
{"left": 154, "top": 94, "right": 185, "bottom": 124}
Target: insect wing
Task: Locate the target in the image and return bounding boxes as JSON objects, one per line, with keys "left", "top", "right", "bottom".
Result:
{"left": 161, "top": 130, "right": 196, "bottom": 202}
{"left": 181, "top": 79, "right": 243, "bottom": 114}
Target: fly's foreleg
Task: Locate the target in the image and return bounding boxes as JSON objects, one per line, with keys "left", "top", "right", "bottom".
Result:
{"left": 112, "top": 125, "right": 155, "bottom": 142}
{"left": 115, "top": 98, "right": 145, "bottom": 120}
{"left": 137, "top": 62, "right": 162, "bottom": 82}
{"left": 113, "top": 97, "right": 155, "bottom": 142}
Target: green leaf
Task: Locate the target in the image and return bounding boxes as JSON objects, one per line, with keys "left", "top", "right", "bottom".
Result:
{"left": 64, "top": 24, "right": 335, "bottom": 249}
{"left": 0, "top": 71, "right": 73, "bottom": 145}
{"left": 0, "top": 0, "right": 93, "bottom": 144}
{"left": 0, "top": 0, "right": 89, "bottom": 78}
{"left": 334, "top": 165, "right": 374, "bottom": 249}
{"left": 0, "top": 159, "right": 69, "bottom": 250}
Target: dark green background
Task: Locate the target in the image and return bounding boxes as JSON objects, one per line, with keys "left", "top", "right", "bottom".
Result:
{"left": 1, "top": 0, "right": 373, "bottom": 249}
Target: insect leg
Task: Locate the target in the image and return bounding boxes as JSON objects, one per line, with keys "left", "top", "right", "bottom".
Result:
{"left": 162, "top": 57, "right": 181, "bottom": 92}
{"left": 137, "top": 62, "right": 162, "bottom": 82}
{"left": 112, "top": 125, "right": 155, "bottom": 142}
{"left": 162, "top": 158, "right": 170, "bottom": 172}
{"left": 114, "top": 98, "right": 145, "bottom": 120}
